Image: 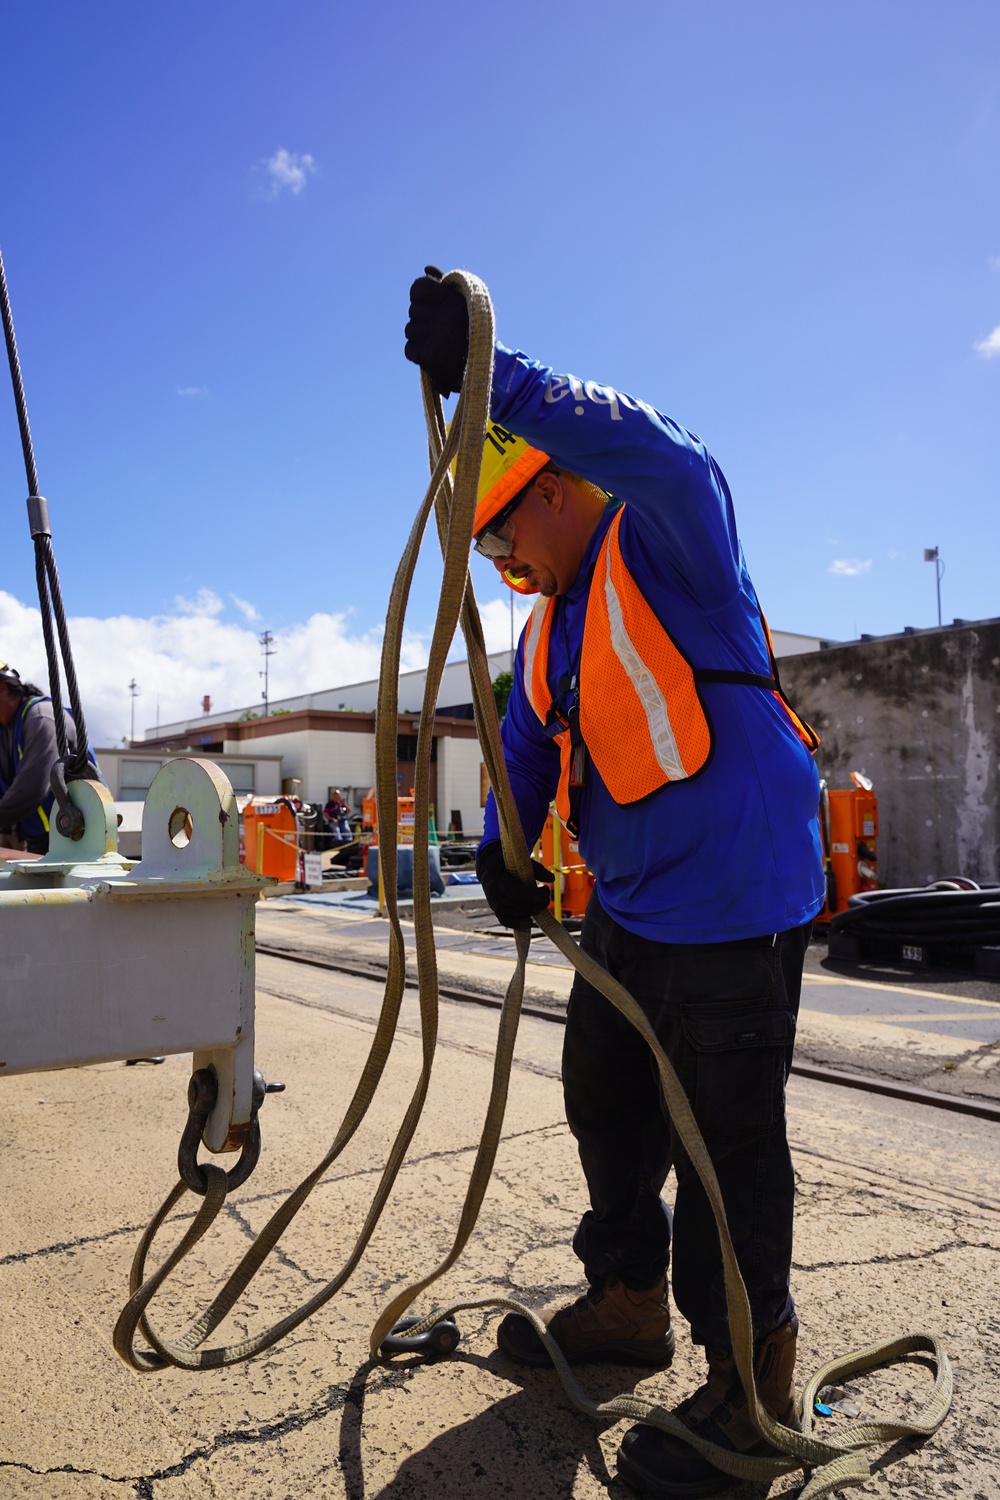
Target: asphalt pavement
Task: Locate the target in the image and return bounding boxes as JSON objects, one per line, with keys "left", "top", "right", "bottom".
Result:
{"left": 1, "top": 922, "right": 998, "bottom": 1499}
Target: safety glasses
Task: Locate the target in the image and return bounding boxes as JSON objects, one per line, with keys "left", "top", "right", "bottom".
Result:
{"left": 472, "top": 479, "right": 535, "bottom": 560}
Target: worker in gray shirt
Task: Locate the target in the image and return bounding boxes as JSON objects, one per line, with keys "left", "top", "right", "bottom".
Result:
{"left": 0, "top": 662, "right": 83, "bottom": 855}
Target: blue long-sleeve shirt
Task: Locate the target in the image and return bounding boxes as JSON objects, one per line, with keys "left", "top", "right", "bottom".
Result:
{"left": 481, "top": 344, "right": 824, "bottom": 943}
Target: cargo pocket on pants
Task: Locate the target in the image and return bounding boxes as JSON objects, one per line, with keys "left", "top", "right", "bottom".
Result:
{"left": 680, "top": 1004, "right": 795, "bottom": 1141}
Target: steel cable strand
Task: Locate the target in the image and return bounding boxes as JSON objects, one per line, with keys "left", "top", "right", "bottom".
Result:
{"left": 38, "top": 534, "right": 92, "bottom": 772}
{"left": 1, "top": 245, "right": 92, "bottom": 779}
{"left": 0, "top": 243, "right": 40, "bottom": 495}
{"left": 112, "top": 280, "right": 490, "bottom": 1372}
{"left": 33, "top": 542, "right": 69, "bottom": 759}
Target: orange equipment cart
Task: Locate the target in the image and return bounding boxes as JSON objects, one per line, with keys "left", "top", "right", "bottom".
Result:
{"left": 816, "top": 773, "right": 879, "bottom": 922}
{"left": 242, "top": 796, "right": 301, "bottom": 883}
{"left": 540, "top": 807, "right": 595, "bottom": 922}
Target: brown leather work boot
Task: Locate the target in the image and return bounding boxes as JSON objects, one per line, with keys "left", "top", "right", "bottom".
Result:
{"left": 496, "top": 1277, "right": 675, "bottom": 1368}
{"left": 617, "top": 1316, "right": 800, "bottom": 1497}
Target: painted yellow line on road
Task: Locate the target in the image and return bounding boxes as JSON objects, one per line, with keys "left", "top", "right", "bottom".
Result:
{"left": 803, "top": 973, "right": 1000, "bottom": 1009}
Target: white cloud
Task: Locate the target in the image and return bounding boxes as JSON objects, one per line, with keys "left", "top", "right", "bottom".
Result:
{"left": 974, "top": 324, "right": 1000, "bottom": 358}
{"left": 0, "top": 588, "right": 526, "bottom": 747}
{"left": 475, "top": 595, "right": 533, "bottom": 655}
{"left": 888, "top": 549, "right": 905, "bottom": 561}
{"left": 229, "top": 593, "right": 261, "bottom": 622}
{"left": 989, "top": 255, "right": 1000, "bottom": 273}
{"left": 172, "top": 589, "right": 225, "bottom": 617}
{"left": 258, "top": 148, "right": 317, "bottom": 198}
{"left": 828, "top": 558, "right": 872, "bottom": 577}
{"left": 176, "top": 385, "right": 208, "bottom": 398}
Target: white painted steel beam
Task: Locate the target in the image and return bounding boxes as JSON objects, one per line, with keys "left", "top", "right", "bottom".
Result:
{"left": 0, "top": 759, "right": 267, "bottom": 1152}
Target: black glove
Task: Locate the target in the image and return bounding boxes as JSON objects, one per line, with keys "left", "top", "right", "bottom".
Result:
{"left": 404, "top": 265, "right": 469, "bottom": 397}
{"left": 476, "top": 841, "right": 553, "bottom": 930}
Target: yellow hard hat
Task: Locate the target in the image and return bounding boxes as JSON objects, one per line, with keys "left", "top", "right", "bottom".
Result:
{"left": 461, "top": 421, "right": 549, "bottom": 595}
{"left": 470, "top": 421, "right": 549, "bottom": 536}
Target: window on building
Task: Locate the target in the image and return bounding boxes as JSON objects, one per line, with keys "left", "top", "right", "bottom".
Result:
{"left": 119, "top": 759, "right": 162, "bottom": 801}
{"left": 396, "top": 735, "right": 438, "bottom": 762}
{"left": 216, "top": 760, "right": 256, "bottom": 794}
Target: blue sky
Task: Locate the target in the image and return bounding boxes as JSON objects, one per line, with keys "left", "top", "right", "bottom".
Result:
{"left": 1, "top": 1, "right": 998, "bottom": 741}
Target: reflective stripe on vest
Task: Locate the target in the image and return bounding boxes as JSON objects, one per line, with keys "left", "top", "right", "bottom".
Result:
{"left": 521, "top": 508, "right": 817, "bottom": 820}
{"left": 580, "top": 510, "right": 712, "bottom": 798}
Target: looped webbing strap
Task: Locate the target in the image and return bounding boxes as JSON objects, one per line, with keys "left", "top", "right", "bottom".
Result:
{"left": 110, "top": 272, "right": 950, "bottom": 1500}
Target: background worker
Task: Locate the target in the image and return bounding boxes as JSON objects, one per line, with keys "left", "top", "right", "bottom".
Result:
{"left": 0, "top": 663, "right": 85, "bottom": 856}
{"left": 405, "top": 270, "right": 824, "bottom": 1500}
{"left": 323, "top": 789, "right": 352, "bottom": 844}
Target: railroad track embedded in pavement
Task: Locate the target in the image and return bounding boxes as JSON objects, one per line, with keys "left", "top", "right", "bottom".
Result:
{"left": 255, "top": 944, "right": 1000, "bottom": 1124}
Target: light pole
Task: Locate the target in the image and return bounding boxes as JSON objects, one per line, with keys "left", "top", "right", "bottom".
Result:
{"left": 128, "top": 678, "right": 139, "bottom": 744}
{"left": 923, "top": 547, "right": 944, "bottom": 627}
{"left": 259, "top": 629, "right": 276, "bottom": 716}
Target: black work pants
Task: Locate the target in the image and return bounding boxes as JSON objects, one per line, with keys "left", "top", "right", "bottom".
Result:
{"left": 562, "top": 893, "right": 809, "bottom": 1349}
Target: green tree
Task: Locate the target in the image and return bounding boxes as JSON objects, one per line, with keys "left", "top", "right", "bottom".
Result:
{"left": 492, "top": 670, "right": 513, "bottom": 720}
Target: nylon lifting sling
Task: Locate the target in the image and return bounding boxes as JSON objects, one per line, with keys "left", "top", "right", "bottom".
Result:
{"left": 110, "top": 270, "right": 952, "bottom": 1500}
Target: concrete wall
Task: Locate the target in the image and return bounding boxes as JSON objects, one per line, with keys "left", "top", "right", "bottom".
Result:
{"left": 779, "top": 621, "right": 1000, "bottom": 888}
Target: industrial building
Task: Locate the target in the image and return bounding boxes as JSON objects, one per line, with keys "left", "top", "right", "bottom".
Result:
{"left": 137, "top": 636, "right": 825, "bottom": 839}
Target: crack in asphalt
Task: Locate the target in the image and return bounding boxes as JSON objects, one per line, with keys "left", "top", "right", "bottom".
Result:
{"left": 0, "top": 1219, "right": 147, "bottom": 1268}
{"left": 0, "top": 1363, "right": 423, "bottom": 1494}
{"left": 0, "top": 1123, "right": 567, "bottom": 1269}
{"left": 223, "top": 1200, "right": 328, "bottom": 1287}
{"left": 794, "top": 1237, "right": 1000, "bottom": 1272}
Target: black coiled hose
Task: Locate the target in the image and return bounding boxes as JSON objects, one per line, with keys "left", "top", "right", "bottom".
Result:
{"left": 831, "top": 881, "right": 1000, "bottom": 951}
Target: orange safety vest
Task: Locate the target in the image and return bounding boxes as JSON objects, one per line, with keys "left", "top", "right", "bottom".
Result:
{"left": 522, "top": 509, "right": 818, "bottom": 831}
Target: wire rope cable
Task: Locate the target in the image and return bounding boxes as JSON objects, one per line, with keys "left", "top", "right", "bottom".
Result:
{"left": 111, "top": 271, "right": 952, "bottom": 1499}
{"left": 0, "top": 244, "right": 93, "bottom": 786}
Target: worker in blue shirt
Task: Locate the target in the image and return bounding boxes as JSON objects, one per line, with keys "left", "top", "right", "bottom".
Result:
{"left": 405, "top": 270, "right": 824, "bottom": 1499}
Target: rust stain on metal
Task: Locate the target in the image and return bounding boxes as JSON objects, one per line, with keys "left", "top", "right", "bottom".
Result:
{"left": 220, "top": 1119, "right": 251, "bottom": 1152}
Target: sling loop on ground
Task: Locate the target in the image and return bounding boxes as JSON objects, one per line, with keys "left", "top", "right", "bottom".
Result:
{"left": 112, "top": 270, "right": 951, "bottom": 1500}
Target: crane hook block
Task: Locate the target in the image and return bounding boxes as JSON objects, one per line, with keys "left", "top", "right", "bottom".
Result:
{"left": 380, "top": 1316, "right": 462, "bottom": 1358}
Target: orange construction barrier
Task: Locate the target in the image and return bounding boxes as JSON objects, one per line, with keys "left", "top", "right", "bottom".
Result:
{"left": 540, "top": 807, "right": 594, "bottom": 922}
{"left": 816, "top": 773, "right": 879, "bottom": 922}
{"left": 360, "top": 788, "right": 416, "bottom": 847}
{"left": 242, "top": 796, "right": 301, "bottom": 882}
